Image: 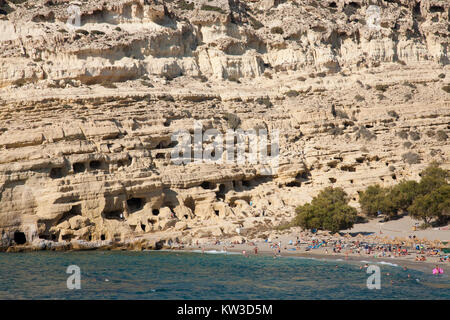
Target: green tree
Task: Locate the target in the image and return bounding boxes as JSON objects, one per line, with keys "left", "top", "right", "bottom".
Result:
{"left": 389, "top": 180, "right": 420, "bottom": 212}
{"left": 417, "top": 163, "right": 448, "bottom": 195}
{"left": 358, "top": 185, "right": 397, "bottom": 218}
{"left": 358, "top": 163, "right": 449, "bottom": 225}
{"left": 408, "top": 184, "right": 450, "bottom": 224}
{"left": 293, "top": 187, "right": 357, "bottom": 233}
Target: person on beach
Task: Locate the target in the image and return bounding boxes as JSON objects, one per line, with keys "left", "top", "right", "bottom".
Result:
{"left": 254, "top": 246, "right": 258, "bottom": 255}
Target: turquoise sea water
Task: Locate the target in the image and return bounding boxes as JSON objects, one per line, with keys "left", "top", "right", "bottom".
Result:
{"left": 0, "top": 251, "right": 449, "bottom": 300}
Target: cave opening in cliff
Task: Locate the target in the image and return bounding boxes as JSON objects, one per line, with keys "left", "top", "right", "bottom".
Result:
{"left": 50, "top": 167, "right": 64, "bottom": 179}
{"left": 430, "top": 6, "right": 444, "bottom": 13}
{"left": 413, "top": 3, "right": 421, "bottom": 16}
{"left": 156, "top": 153, "right": 165, "bottom": 159}
{"left": 73, "top": 162, "right": 86, "bottom": 173}
{"left": 152, "top": 208, "right": 159, "bottom": 216}
{"left": 184, "top": 197, "right": 196, "bottom": 214}
{"left": 61, "top": 234, "right": 74, "bottom": 241}
{"left": 156, "top": 140, "right": 177, "bottom": 149}
{"left": 13, "top": 231, "right": 26, "bottom": 245}
{"left": 216, "top": 184, "right": 226, "bottom": 200}
{"left": 127, "top": 198, "right": 144, "bottom": 213}
{"left": 141, "top": 224, "right": 146, "bottom": 231}
{"left": 101, "top": 234, "right": 105, "bottom": 241}
{"left": 200, "top": 181, "right": 214, "bottom": 190}
{"left": 89, "top": 160, "right": 102, "bottom": 170}
{"left": 69, "top": 204, "right": 82, "bottom": 215}
{"left": 103, "top": 210, "right": 123, "bottom": 220}
{"left": 242, "top": 180, "right": 251, "bottom": 188}
{"left": 286, "top": 181, "right": 301, "bottom": 187}
{"left": 340, "top": 165, "right": 356, "bottom": 172}
{"left": 329, "top": 2, "right": 337, "bottom": 8}
{"left": 156, "top": 141, "right": 165, "bottom": 149}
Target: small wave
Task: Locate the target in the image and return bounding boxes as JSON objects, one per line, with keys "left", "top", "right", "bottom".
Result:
{"left": 377, "top": 261, "right": 399, "bottom": 267}
{"left": 192, "top": 250, "right": 240, "bottom": 255}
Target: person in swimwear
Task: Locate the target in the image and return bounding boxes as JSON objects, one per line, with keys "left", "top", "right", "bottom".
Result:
{"left": 433, "top": 265, "right": 444, "bottom": 275}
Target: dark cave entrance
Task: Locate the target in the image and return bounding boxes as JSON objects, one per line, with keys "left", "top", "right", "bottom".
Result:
{"left": 127, "top": 198, "right": 145, "bottom": 213}
{"left": 13, "top": 231, "right": 27, "bottom": 245}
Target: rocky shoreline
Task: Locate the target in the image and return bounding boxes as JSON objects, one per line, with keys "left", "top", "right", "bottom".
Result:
{"left": 0, "top": 238, "right": 166, "bottom": 253}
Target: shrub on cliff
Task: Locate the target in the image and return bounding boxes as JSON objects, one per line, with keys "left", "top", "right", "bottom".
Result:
{"left": 355, "top": 125, "right": 376, "bottom": 141}
{"left": 178, "top": 0, "right": 194, "bottom": 10}
{"left": 201, "top": 4, "right": 226, "bottom": 14}
{"left": 270, "top": 26, "right": 283, "bottom": 34}
{"left": 402, "top": 151, "right": 420, "bottom": 164}
{"left": 436, "top": 130, "right": 448, "bottom": 141}
{"left": 224, "top": 112, "right": 241, "bottom": 129}
{"left": 293, "top": 187, "right": 357, "bottom": 233}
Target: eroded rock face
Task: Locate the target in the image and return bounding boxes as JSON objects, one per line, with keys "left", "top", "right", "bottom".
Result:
{"left": 0, "top": 0, "right": 448, "bottom": 247}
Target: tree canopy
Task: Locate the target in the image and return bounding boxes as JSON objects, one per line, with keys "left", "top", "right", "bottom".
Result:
{"left": 358, "top": 163, "right": 449, "bottom": 225}
{"left": 293, "top": 187, "right": 357, "bottom": 233}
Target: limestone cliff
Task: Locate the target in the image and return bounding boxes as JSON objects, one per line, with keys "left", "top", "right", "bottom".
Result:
{"left": 0, "top": 0, "right": 448, "bottom": 248}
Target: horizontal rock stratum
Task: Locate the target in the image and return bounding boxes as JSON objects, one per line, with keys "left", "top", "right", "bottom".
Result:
{"left": 0, "top": 0, "right": 448, "bottom": 248}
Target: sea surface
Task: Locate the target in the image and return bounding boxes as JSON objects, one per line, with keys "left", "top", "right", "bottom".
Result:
{"left": 0, "top": 250, "right": 449, "bottom": 299}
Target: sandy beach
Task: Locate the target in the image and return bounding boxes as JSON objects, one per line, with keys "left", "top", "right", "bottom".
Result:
{"left": 172, "top": 216, "right": 450, "bottom": 275}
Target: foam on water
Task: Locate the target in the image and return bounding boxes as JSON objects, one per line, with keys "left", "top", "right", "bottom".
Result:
{"left": 377, "top": 261, "right": 399, "bottom": 267}
{"left": 191, "top": 249, "right": 241, "bottom": 255}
